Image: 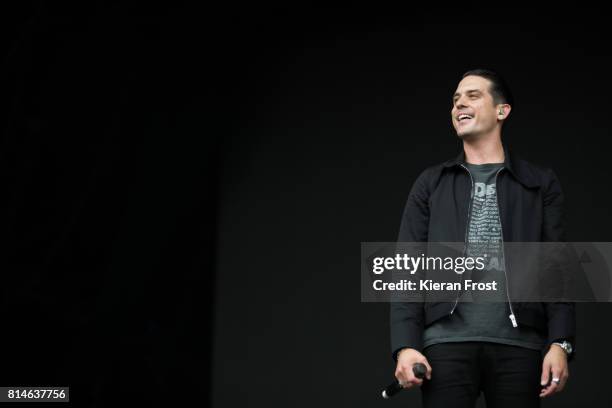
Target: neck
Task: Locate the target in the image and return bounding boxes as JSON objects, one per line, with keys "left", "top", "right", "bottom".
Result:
{"left": 462, "top": 135, "right": 504, "bottom": 164}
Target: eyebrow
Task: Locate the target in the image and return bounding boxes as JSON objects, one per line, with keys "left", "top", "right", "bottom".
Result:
{"left": 453, "top": 89, "right": 482, "bottom": 100}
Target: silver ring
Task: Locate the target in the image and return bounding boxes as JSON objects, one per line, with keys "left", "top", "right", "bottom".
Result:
{"left": 552, "top": 377, "right": 561, "bottom": 384}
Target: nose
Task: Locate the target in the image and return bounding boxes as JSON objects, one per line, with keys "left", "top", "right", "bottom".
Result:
{"left": 454, "top": 95, "right": 468, "bottom": 109}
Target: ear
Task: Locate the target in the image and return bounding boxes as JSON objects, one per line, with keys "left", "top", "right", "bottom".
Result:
{"left": 498, "top": 104, "right": 511, "bottom": 119}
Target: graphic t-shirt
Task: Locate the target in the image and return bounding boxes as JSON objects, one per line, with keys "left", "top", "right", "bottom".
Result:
{"left": 423, "top": 162, "right": 546, "bottom": 350}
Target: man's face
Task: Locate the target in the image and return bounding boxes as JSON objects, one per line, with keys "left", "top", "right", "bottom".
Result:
{"left": 451, "top": 75, "right": 501, "bottom": 139}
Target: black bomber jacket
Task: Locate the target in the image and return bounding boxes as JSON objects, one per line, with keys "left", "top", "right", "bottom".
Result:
{"left": 390, "top": 143, "right": 576, "bottom": 362}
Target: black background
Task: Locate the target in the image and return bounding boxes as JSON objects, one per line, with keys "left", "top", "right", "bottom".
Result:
{"left": 2, "top": 3, "right": 611, "bottom": 407}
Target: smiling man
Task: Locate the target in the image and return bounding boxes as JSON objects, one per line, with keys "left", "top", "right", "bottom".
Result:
{"left": 390, "top": 69, "right": 575, "bottom": 407}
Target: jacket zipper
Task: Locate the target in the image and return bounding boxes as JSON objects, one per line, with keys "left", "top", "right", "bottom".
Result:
{"left": 450, "top": 164, "right": 474, "bottom": 315}
{"left": 449, "top": 165, "right": 518, "bottom": 328}
{"left": 495, "top": 167, "right": 518, "bottom": 327}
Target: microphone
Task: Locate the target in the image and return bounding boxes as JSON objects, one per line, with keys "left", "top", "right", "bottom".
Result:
{"left": 381, "top": 363, "right": 427, "bottom": 399}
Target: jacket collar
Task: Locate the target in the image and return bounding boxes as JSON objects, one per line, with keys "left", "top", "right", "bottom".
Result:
{"left": 442, "top": 143, "right": 540, "bottom": 188}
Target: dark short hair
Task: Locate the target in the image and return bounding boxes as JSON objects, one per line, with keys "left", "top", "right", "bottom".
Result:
{"left": 461, "top": 68, "right": 514, "bottom": 108}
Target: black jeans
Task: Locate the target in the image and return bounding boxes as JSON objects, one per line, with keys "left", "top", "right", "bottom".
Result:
{"left": 421, "top": 342, "right": 543, "bottom": 408}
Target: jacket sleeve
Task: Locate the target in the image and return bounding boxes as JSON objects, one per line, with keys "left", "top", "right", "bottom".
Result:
{"left": 390, "top": 168, "right": 430, "bottom": 361}
{"left": 541, "top": 168, "right": 576, "bottom": 361}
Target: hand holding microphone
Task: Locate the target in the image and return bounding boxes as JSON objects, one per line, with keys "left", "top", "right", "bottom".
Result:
{"left": 382, "top": 348, "right": 432, "bottom": 399}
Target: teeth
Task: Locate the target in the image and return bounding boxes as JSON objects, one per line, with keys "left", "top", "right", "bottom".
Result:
{"left": 458, "top": 114, "right": 473, "bottom": 121}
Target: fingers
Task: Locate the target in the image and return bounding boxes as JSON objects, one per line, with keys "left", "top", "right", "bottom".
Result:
{"left": 406, "top": 369, "right": 424, "bottom": 387}
{"left": 553, "top": 367, "right": 569, "bottom": 392}
{"left": 540, "top": 360, "right": 550, "bottom": 389}
{"left": 540, "top": 361, "right": 556, "bottom": 398}
{"left": 394, "top": 351, "right": 432, "bottom": 389}
{"left": 394, "top": 366, "right": 424, "bottom": 388}
{"left": 540, "top": 364, "right": 568, "bottom": 398}
{"left": 396, "top": 374, "right": 420, "bottom": 389}
{"left": 394, "top": 368, "right": 408, "bottom": 388}
{"left": 394, "top": 369, "right": 415, "bottom": 389}
{"left": 407, "top": 358, "right": 432, "bottom": 385}
{"left": 539, "top": 376, "right": 558, "bottom": 398}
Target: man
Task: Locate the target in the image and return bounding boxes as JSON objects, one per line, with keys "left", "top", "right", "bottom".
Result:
{"left": 390, "top": 69, "right": 575, "bottom": 407}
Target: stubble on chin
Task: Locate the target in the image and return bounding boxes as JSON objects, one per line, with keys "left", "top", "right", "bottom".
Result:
{"left": 456, "top": 130, "right": 471, "bottom": 140}
{"left": 455, "top": 128, "right": 479, "bottom": 141}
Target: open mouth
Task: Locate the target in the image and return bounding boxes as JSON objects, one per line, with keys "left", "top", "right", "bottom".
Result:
{"left": 457, "top": 113, "right": 474, "bottom": 125}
